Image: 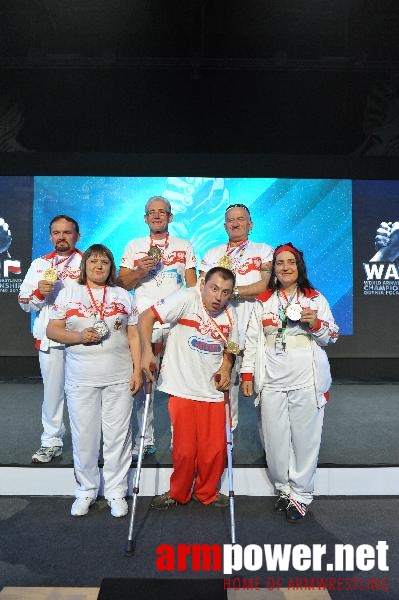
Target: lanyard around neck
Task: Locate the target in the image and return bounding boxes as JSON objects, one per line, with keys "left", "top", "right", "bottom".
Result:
{"left": 86, "top": 285, "right": 107, "bottom": 320}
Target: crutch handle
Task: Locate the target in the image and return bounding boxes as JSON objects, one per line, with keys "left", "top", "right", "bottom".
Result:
{"left": 215, "top": 373, "right": 230, "bottom": 404}
{"left": 144, "top": 362, "right": 156, "bottom": 394}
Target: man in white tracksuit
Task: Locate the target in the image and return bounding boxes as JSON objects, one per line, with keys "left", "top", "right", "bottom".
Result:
{"left": 18, "top": 215, "right": 82, "bottom": 463}
{"left": 117, "top": 196, "right": 197, "bottom": 459}
{"left": 200, "top": 203, "right": 273, "bottom": 429}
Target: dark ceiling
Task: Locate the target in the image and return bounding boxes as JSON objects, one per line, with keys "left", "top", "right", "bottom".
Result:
{"left": 1, "top": 1, "right": 399, "bottom": 154}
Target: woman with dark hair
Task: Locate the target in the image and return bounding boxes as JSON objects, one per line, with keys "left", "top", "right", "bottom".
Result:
{"left": 47, "top": 244, "right": 142, "bottom": 518}
{"left": 241, "top": 243, "right": 339, "bottom": 523}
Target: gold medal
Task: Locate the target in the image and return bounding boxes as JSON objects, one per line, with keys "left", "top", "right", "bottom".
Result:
{"left": 42, "top": 267, "right": 58, "bottom": 283}
{"left": 226, "top": 340, "right": 240, "bottom": 355}
{"left": 218, "top": 255, "right": 233, "bottom": 270}
{"left": 148, "top": 246, "right": 162, "bottom": 264}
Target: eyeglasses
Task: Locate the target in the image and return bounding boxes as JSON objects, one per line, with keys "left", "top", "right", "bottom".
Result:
{"left": 146, "top": 210, "right": 170, "bottom": 217}
{"left": 225, "top": 203, "right": 251, "bottom": 216}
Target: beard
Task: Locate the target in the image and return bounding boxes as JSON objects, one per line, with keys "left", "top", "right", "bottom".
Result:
{"left": 55, "top": 240, "right": 72, "bottom": 253}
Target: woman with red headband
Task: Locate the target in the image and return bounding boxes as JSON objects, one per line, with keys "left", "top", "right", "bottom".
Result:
{"left": 241, "top": 242, "right": 339, "bottom": 523}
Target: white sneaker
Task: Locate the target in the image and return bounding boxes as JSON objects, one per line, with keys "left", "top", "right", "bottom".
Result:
{"left": 108, "top": 497, "right": 128, "bottom": 517}
{"left": 32, "top": 446, "right": 62, "bottom": 463}
{"left": 71, "top": 497, "right": 95, "bottom": 517}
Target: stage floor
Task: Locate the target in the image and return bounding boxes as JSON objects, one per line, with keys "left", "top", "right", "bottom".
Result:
{"left": 0, "top": 495, "right": 398, "bottom": 599}
{"left": 0, "top": 379, "right": 398, "bottom": 468}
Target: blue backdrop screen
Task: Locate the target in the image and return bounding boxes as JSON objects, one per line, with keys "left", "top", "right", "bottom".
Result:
{"left": 33, "top": 176, "right": 352, "bottom": 334}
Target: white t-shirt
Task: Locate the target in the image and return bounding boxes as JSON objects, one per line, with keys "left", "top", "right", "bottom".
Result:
{"left": 50, "top": 284, "right": 138, "bottom": 387}
{"left": 152, "top": 287, "right": 239, "bottom": 402}
{"left": 120, "top": 235, "right": 197, "bottom": 314}
{"left": 200, "top": 240, "right": 274, "bottom": 346}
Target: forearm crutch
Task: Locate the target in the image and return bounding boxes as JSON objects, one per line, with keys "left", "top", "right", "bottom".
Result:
{"left": 224, "top": 386, "right": 237, "bottom": 544}
{"left": 125, "top": 374, "right": 153, "bottom": 555}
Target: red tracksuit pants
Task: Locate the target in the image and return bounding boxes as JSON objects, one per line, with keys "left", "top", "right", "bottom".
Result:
{"left": 169, "top": 396, "right": 226, "bottom": 505}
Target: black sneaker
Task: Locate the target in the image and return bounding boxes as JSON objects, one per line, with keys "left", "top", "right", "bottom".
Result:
{"left": 274, "top": 493, "right": 290, "bottom": 513}
{"left": 151, "top": 491, "right": 179, "bottom": 510}
{"left": 286, "top": 499, "right": 308, "bottom": 523}
{"left": 210, "top": 492, "right": 230, "bottom": 508}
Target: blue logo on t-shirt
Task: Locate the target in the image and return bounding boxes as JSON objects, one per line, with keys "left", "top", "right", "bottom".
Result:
{"left": 188, "top": 336, "right": 222, "bottom": 354}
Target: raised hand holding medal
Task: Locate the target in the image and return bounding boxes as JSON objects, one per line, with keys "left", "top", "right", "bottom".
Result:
{"left": 142, "top": 233, "right": 168, "bottom": 280}
{"left": 42, "top": 267, "right": 58, "bottom": 284}
{"left": 286, "top": 302, "right": 302, "bottom": 322}
{"left": 148, "top": 245, "right": 162, "bottom": 264}
{"left": 92, "top": 318, "right": 110, "bottom": 338}
{"left": 38, "top": 268, "right": 58, "bottom": 297}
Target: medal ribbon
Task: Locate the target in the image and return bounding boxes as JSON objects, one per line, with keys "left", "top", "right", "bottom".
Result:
{"left": 149, "top": 233, "right": 169, "bottom": 255}
{"left": 51, "top": 250, "right": 76, "bottom": 273}
{"left": 278, "top": 288, "right": 299, "bottom": 322}
{"left": 225, "top": 239, "right": 249, "bottom": 261}
{"left": 277, "top": 287, "right": 299, "bottom": 351}
{"left": 86, "top": 285, "right": 107, "bottom": 320}
{"left": 202, "top": 303, "right": 232, "bottom": 347}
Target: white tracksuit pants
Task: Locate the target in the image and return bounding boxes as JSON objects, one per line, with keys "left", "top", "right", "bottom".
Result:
{"left": 229, "top": 353, "right": 243, "bottom": 431}
{"left": 260, "top": 385, "right": 324, "bottom": 505}
{"left": 66, "top": 382, "right": 133, "bottom": 500}
{"left": 38, "top": 347, "right": 66, "bottom": 447}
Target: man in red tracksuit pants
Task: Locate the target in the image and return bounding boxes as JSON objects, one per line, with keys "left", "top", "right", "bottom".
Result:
{"left": 139, "top": 266, "right": 239, "bottom": 509}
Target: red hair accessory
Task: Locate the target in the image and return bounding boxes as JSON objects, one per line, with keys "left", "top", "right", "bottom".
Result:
{"left": 274, "top": 244, "right": 301, "bottom": 259}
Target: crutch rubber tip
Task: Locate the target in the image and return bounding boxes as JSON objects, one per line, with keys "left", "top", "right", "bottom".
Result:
{"left": 125, "top": 540, "right": 135, "bottom": 555}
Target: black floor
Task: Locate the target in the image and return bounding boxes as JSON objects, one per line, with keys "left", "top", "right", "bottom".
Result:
{"left": 0, "top": 495, "right": 398, "bottom": 600}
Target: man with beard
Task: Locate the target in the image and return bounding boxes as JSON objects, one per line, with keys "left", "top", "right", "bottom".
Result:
{"left": 117, "top": 196, "right": 197, "bottom": 460}
{"left": 18, "top": 215, "right": 82, "bottom": 463}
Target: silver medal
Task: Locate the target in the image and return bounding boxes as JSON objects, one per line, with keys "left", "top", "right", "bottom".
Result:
{"left": 93, "top": 319, "right": 110, "bottom": 338}
{"left": 286, "top": 303, "right": 302, "bottom": 322}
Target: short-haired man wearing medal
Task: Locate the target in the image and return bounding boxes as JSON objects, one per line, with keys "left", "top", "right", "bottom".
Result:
{"left": 200, "top": 203, "right": 274, "bottom": 430}
{"left": 140, "top": 266, "right": 239, "bottom": 509}
{"left": 117, "top": 196, "right": 197, "bottom": 459}
{"left": 18, "top": 215, "right": 82, "bottom": 463}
